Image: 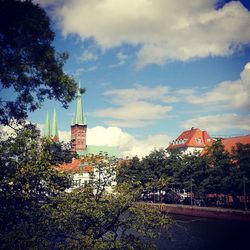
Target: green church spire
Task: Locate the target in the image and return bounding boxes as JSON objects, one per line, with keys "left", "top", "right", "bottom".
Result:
{"left": 51, "top": 108, "right": 59, "bottom": 139}
{"left": 73, "top": 82, "right": 85, "bottom": 125}
{"left": 44, "top": 111, "right": 50, "bottom": 137}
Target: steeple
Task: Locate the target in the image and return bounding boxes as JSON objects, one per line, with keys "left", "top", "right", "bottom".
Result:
{"left": 73, "top": 82, "right": 85, "bottom": 125}
{"left": 44, "top": 111, "right": 50, "bottom": 137}
{"left": 71, "top": 81, "right": 87, "bottom": 151}
{"left": 51, "top": 108, "right": 59, "bottom": 142}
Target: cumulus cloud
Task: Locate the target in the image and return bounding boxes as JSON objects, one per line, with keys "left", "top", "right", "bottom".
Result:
{"left": 178, "top": 62, "right": 250, "bottom": 111}
{"left": 58, "top": 130, "right": 71, "bottom": 142}
{"left": 37, "top": 0, "right": 250, "bottom": 67}
{"left": 104, "top": 84, "right": 170, "bottom": 104}
{"left": 182, "top": 114, "right": 250, "bottom": 133}
{"left": 87, "top": 126, "right": 170, "bottom": 157}
{"left": 43, "top": 126, "right": 170, "bottom": 158}
{"left": 91, "top": 84, "right": 172, "bottom": 128}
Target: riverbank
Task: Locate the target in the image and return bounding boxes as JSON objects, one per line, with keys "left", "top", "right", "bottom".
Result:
{"left": 157, "top": 214, "right": 250, "bottom": 250}
{"left": 143, "top": 202, "right": 250, "bottom": 222}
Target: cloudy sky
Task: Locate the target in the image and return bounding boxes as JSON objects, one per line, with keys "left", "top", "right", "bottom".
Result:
{"left": 28, "top": 0, "right": 250, "bottom": 157}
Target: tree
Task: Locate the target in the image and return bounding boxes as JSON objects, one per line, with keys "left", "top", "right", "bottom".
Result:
{"left": 0, "top": 127, "right": 171, "bottom": 249}
{"left": 47, "top": 171, "right": 171, "bottom": 249}
{"left": 117, "top": 150, "right": 170, "bottom": 192}
{"left": 232, "top": 143, "right": 250, "bottom": 200}
{"left": 172, "top": 153, "right": 210, "bottom": 198}
{"left": 202, "top": 140, "right": 244, "bottom": 207}
{"left": 0, "top": 124, "right": 74, "bottom": 249}
{"left": 0, "top": 0, "right": 81, "bottom": 125}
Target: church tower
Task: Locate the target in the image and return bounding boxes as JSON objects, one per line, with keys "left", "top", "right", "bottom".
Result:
{"left": 71, "top": 82, "right": 87, "bottom": 152}
{"left": 51, "top": 109, "right": 59, "bottom": 143}
{"left": 44, "top": 111, "right": 50, "bottom": 137}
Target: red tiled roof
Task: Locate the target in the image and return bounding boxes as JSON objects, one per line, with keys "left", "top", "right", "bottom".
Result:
{"left": 221, "top": 135, "right": 250, "bottom": 153}
{"left": 168, "top": 128, "right": 213, "bottom": 149}
{"left": 55, "top": 158, "right": 94, "bottom": 173}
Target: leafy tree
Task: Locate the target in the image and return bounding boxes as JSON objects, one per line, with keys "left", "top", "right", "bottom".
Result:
{"left": 0, "top": 124, "right": 73, "bottom": 249}
{"left": 47, "top": 178, "right": 171, "bottom": 249}
{"left": 0, "top": 127, "right": 171, "bottom": 249}
{"left": 232, "top": 143, "right": 250, "bottom": 179}
{"left": 117, "top": 150, "right": 170, "bottom": 191}
{"left": 202, "top": 140, "right": 245, "bottom": 207}
{"left": 172, "top": 153, "right": 210, "bottom": 198}
{"left": 231, "top": 143, "right": 250, "bottom": 198}
{"left": 0, "top": 0, "right": 81, "bottom": 125}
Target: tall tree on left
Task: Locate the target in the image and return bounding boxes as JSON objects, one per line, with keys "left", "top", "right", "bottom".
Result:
{"left": 0, "top": 0, "right": 80, "bottom": 125}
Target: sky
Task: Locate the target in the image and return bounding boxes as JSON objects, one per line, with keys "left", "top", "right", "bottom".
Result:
{"left": 22, "top": 0, "right": 250, "bottom": 157}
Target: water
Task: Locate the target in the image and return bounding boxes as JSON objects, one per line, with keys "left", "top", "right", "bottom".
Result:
{"left": 157, "top": 214, "right": 250, "bottom": 250}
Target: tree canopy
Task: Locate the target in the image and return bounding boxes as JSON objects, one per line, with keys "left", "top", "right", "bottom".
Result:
{"left": 117, "top": 141, "right": 250, "bottom": 208}
{"left": 0, "top": 0, "right": 81, "bottom": 125}
{"left": 0, "top": 126, "right": 171, "bottom": 249}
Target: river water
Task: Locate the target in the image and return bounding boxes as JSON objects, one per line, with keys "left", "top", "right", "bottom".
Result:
{"left": 157, "top": 214, "right": 250, "bottom": 250}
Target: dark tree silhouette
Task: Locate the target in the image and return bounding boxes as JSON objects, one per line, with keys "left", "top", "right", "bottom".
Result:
{"left": 0, "top": 0, "right": 80, "bottom": 125}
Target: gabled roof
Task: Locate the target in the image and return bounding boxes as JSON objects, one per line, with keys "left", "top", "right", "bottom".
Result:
{"left": 168, "top": 127, "right": 213, "bottom": 149}
{"left": 221, "top": 135, "right": 250, "bottom": 153}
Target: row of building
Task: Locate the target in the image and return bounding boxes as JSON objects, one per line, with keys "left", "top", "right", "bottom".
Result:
{"left": 44, "top": 84, "right": 250, "bottom": 189}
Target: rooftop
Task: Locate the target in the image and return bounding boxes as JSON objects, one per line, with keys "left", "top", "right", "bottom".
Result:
{"left": 168, "top": 127, "right": 213, "bottom": 149}
{"left": 221, "top": 135, "right": 250, "bottom": 153}
{"left": 77, "top": 145, "right": 122, "bottom": 158}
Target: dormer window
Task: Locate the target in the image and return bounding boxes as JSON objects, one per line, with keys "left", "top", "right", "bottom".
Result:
{"left": 195, "top": 138, "right": 202, "bottom": 144}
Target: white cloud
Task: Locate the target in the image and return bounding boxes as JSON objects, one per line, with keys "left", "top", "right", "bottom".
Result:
{"left": 91, "top": 84, "right": 172, "bottom": 128}
{"left": 87, "top": 126, "right": 170, "bottom": 157}
{"left": 58, "top": 130, "right": 71, "bottom": 142}
{"left": 178, "top": 62, "right": 250, "bottom": 110}
{"left": 78, "top": 51, "right": 98, "bottom": 61}
{"left": 92, "top": 101, "right": 171, "bottom": 121}
{"left": 182, "top": 114, "right": 250, "bottom": 133}
{"left": 103, "top": 119, "right": 153, "bottom": 128}
{"left": 104, "top": 84, "right": 170, "bottom": 104}
{"left": 108, "top": 52, "right": 130, "bottom": 68}
{"left": 40, "top": 0, "right": 250, "bottom": 67}
{"left": 75, "top": 66, "right": 97, "bottom": 76}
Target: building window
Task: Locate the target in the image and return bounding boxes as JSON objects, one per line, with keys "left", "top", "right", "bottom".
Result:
{"left": 195, "top": 138, "right": 202, "bottom": 144}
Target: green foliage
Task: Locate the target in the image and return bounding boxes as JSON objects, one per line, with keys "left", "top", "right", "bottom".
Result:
{"left": 232, "top": 143, "right": 250, "bottom": 194}
{"left": 117, "top": 149, "right": 170, "bottom": 191}
{"left": 0, "top": 124, "right": 73, "bottom": 249}
{"left": 0, "top": 0, "right": 81, "bottom": 125}
{"left": 118, "top": 141, "right": 250, "bottom": 207}
{"left": 0, "top": 126, "right": 171, "bottom": 249}
{"left": 46, "top": 184, "right": 170, "bottom": 250}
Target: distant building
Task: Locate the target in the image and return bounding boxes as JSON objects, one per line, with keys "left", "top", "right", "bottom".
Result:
{"left": 43, "top": 109, "right": 59, "bottom": 143}
{"left": 57, "top": 158, "right": 93, "bottom": 189}
{"left": 70, "top": 83, "right": 121, "bottom": 158}
{"left": 167, "top": 127, "right": 213, "bottom": 154}
{"left": 168, "top": 127, "right": 250, "bottom": 155}
{"left": 52, "top": 83, "right": 121, "bottom": 189}
{"left": 221, "top": 135, "right": 250, "bottom": 153}
{"left": 44, "top": 83, "right": 121, "bottom": 158}
{"left": 56, "top": 156, "right": 118, "bottom": 192}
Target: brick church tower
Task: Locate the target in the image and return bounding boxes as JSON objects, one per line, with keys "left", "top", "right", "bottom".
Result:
{"left": 71, "top": 83, "right": 87, "bottom": 152}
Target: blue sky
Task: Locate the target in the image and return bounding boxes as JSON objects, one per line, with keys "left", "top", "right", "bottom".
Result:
{"left": 26, "top": 0, "right": 250, "bottom": 156}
